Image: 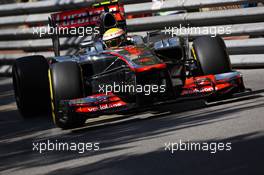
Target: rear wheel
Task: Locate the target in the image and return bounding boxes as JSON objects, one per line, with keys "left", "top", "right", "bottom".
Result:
{"left": 12, "top": 55, "right": 50, "bottom": 117}
{"left": 192, "top": 36, "right": 232, "bottom": 75}
{"left": 49, "top": 61, "right": 86, "bottom": 129}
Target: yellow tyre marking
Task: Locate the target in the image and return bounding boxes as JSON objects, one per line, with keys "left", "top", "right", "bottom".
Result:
{"left": 48, "top": 69, "right": 56, "bottom": 124}
{"left": 191, "top": 47, "right": 198, "bottom": 61}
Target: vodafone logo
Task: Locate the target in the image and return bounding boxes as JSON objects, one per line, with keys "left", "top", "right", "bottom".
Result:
{"left": 182, "top": 87, "right": 214, "bottom": 95}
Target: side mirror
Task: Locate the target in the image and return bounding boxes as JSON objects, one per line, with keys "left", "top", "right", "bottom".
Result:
{"left": 130, "top": 35, "right": 145, "bottom": 45}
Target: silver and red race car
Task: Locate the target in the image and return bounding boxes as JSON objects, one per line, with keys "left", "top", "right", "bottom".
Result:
{"left": 12, "top": 0, "right": 245, "bottom": 129}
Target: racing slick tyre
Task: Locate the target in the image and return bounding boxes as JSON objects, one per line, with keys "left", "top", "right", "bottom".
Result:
{"left": 49, "top": 61, "right": 86, "bottom": 129}
{"left": 12, "top": 55, "right": 50, "bottom": 118}
{"left": 192, "top": 36, "right": 232, "bottom": 75}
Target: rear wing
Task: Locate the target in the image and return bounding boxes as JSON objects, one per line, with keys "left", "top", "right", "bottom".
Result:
{"left": 49, "top": 0, "right": 127, "bottom": 56}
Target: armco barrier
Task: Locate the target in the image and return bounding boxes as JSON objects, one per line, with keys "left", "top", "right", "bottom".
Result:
{"left": 0, "top": 0, "right": 263, "bottom": 76}
{"left": 0, "top": 0, "right": 256, "bottom": 27}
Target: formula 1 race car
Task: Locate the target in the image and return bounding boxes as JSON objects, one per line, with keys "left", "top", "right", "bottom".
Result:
{"left": 12, "top": 0, "right": 245, "bottom": 129}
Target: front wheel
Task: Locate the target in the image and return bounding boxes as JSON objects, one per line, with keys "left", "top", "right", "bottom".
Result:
{"left": 192, "top": 36, "right": 232, "bottom": 75}
{"left": 192, "top": 36, "right": 244, "bottom": 99}
{"left": 49, "top": 62, "right": 86, "bottom": 129}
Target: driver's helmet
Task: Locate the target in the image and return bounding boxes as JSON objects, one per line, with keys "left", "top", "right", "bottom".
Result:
{"left": 102, "top": 28, "right": 126, "bottom": 48}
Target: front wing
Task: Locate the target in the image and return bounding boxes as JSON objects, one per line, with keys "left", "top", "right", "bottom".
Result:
{"left": 60, "top": 71, "right": 244, "bottom": 116}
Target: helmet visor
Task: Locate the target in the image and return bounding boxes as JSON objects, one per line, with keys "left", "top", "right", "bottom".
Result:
{"left": 105, "top": 35, "right": 125, "bottom": 48}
